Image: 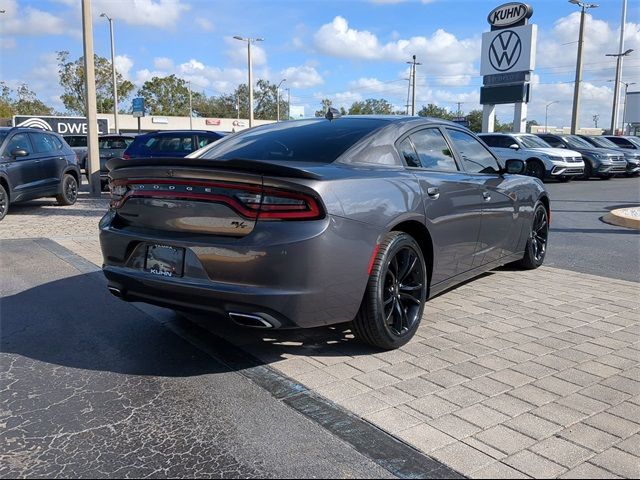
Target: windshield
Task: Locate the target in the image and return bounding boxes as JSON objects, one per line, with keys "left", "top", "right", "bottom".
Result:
{"left": 517, "top": 135, "right": 551, "bottom": 149}
{"left": 99, "top": 137, "right": 133, "bottom": 149}
{"left": 626, "top": 136, "right": 640, "bottom": 148}
{"left": 587, "top": 136, "right": 618, "bottom": 149}
{"left": 562, "top": 136, "right": 593, "bottom": 149}
{"left": 64, "top": 136, "right": 87, "bottom": 147}
{"left": 196, "top": 118, "right": 390, "bottom": 163}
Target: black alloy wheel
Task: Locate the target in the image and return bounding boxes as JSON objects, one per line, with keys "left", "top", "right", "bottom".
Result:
{"left": 56, "top": 174, "right": 78, "bottom": 206}
{"left": 0, "top": 184, "right": 8, "bottom": 221}
{"left": 516, "top": 202, "right": 549, "bottom": 269}
{"left": 352, "top": 231, "right": 427, "bottom": 349}
{"left": 526, "top": 160, "right": 545, "bottom": 181}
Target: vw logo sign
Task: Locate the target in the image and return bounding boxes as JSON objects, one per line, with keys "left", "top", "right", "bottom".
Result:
{"left": 489, "top": 30, "right": 522, "bottom": 72}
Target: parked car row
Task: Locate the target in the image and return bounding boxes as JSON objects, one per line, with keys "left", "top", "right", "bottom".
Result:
{"left": 0, "top": 128, "right": 226, "bottom": 221}
{"left": 479, "top": 133, "right": 639, "bottom": 182}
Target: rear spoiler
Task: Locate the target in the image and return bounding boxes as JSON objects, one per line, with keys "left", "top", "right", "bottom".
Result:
{"left": 106, "top": 157, "right": 323, "bottom": 180}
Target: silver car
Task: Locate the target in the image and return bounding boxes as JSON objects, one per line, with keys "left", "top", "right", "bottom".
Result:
{"left": 100, "top": 116, "right": 550, "bottom": 349}
{"left": 479, "top": 133, "right": 585, "bottom": 182}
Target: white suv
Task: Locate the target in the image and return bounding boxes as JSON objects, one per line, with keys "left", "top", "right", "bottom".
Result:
{"left": 479, "top": 133, "right": 585, "bottom": 182}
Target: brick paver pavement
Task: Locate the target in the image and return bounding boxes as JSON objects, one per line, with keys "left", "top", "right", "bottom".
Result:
{"left": 1, "top": 196, "right": 638, "bottom": 479}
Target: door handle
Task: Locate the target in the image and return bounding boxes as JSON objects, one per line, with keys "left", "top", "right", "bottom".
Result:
{"left": 427, "top": 187, "right": 440, "bottom": 200}
{"left": 483, "top": 191, "right": 491, "bottom": 201}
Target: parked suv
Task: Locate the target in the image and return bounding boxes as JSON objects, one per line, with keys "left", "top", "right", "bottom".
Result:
{"left": 604, "top": 135, "right": 640, "bottom": 152}
{"left": 536, "top": 133, "right": 627, "bottom": 180}
{"left": 0, "top": 127, "right": 81, "bottom": 221}
{"left": 479, "top": 133, "right": 584, "bottom": 181}
{"left": 98, "top": 135, "right": 135, "bottom": 189}
{"left": 577, "top": 135, "right": 640, "bottom": 177}
{"left": 122, "top": 130, "right": 225, "bottom": 160}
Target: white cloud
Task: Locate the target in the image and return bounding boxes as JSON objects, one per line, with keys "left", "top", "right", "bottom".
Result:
{"left": 114, "top": 55, "right": 134, "bottom": 80}
{"left": 195, "top": 18, "right": 214, "bottom": 32}
{"left": 93, "top": 0, "right": 190, "bottom": 28}
{"left": 154, "top": 57, "right": 175, "bottom": 71}
{"left": 0, "top": 0, "right": 69, "bottom": 36}
{"left": 313, "top": 16, "right": 479, "bottom": 83}
{"left": 280, "top": 65, "right": 324, "bottom": 88}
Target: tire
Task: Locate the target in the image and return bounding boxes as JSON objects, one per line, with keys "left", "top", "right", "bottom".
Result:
{"left": 56, "top": 173, "right": 78, "bottom": 206}
{"left": 0, "top": 183, "right": 8, "bottom": 222}
{"left": 525, "top": 159, "right": 545, "bottom": 181}
{"left": 515, "top": 202, "right": 549, "bottom": 270}
{"left": 581, "top": 162, "right": 593, "bottom": 180}
{"left": 351, "top": 231, "right": 428, "bottom": 350}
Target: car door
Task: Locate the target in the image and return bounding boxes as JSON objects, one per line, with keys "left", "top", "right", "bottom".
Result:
{"left": 398, "top": 127, "right": 482, "bottom": 284}
{"left": 29, "top": 131, "right": 62, "bottom": 189}
{"left": 1, "top": 133, "right": 41, "bottom": 196}
{"left": 444, "top": 128, "right": 521, "bottom": 265}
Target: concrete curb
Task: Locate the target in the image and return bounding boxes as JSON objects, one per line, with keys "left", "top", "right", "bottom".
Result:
{"left": 602, "top": 207, "right": 640, "bottom": 230}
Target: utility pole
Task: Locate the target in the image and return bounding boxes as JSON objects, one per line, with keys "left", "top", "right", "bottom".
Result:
{"left": 82, "top": 0, "right": 100, "bottom": 196}
{"left": 406, "top": 55, "right": 421, "bottom": 116}
{"left": 570, "top": 0, "right": 599, "bottom": 134}
{"left": 233, "top": 36, "right": 264, "bottom": 128}
{"left": 456, "top": 102, "right": 463, "bottom": 118}
{"left": 593, "top": 114, "right": 599, "bottom": 128}
{"left": 405, "top": 76, "right": 411, "bottom": 115}
{"left": 188, "top": 81, "right": 193, "bottom": 130}
{"left": 609, "top": 0, "right": 627, "bottom": 134}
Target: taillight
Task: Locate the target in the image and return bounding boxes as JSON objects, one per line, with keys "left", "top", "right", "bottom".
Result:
{"left": 109, "top": 179, "right": 323, "bottom": 220}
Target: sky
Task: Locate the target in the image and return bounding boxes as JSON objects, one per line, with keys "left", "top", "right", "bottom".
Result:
{"left": 1, "top": 0, "right": 639, "bottom": 129}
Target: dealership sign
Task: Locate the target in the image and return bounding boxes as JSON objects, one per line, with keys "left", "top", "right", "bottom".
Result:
{"left": 487, "top": 2, "right": 533, "bottom": 28}
{"left": 480, "top": 24, "right": 537, "bottom": 76}
{"left": 13, "top": 116, "right": 109, "bottom": 135}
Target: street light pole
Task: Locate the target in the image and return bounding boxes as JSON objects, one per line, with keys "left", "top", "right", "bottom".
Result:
{"left": 607, "top": 0, "right": 628, "bottom": 135}
{"left": 569, "top": 0, "right": 599, "bottom": 135}
{"left": 188, "top": 81, "right": 193, "bottom": 130}
{"left": 276, "top": 79, "right": 286, "bottom": 122}
{"left": 233, "top": 36, "right": 263, "bottom": 128}
{"left": 545, "top": 101, "right": 558, "bottom": 133}
{"left": 100, "top": 13, "right": 119, "bottom": 134}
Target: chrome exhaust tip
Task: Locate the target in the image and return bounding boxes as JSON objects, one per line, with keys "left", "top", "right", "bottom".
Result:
{"left": 229, "top": 312, "right": 273, "bottom": 329}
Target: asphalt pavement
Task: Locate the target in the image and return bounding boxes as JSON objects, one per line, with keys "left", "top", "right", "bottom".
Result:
{"left": 0, "top": 239, "right": 395, "bottom": 479}
{"left": 544, "top": 176, "right": 640, "bottom": 282}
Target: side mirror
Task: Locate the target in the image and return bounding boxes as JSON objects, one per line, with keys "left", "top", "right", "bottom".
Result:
{"left": 509, "top": 144, "right": 520, "bottom": 150}
{"left": 504, "top": 159, "right": 526, "bottom": 175}
{"left": 11, "top": 148, "right": 29, "bottom": 158}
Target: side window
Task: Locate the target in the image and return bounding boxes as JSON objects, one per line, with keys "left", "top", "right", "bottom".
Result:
{"left": 198, "top": 135, "right": 220, "bottom": 149}
{"left": 480, "top": 135, "right": 498, "bottom": 147}
{"left": 4, "top": 133, "right": 33, "bottom": 157}
{"left": 49, "top": 135, "right": 64, "bottom": 150}
{"left": 498, "top": 136, "right": 517, "bottom": 148}
{"left": 409, "top": 128, "right": 458, "bottom": 171}
{"left": 541, "top": 136, "right": 562, "bottom": 148}
{"left": 446, "top": 129, "right": 500, "bottom": 174}
{"left": 30, "top": 132, "right": 56, "bottom": 153}
{"left": 397, "top": 137, "right": 420, "bottom": 167}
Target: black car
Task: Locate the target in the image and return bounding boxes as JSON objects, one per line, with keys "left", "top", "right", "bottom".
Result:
{"left": 122, "top": 130, "right": 225, "bottom": 160}
{"left": 0, "top": 127, "right": 81, "bottom": 221}
{"left": 63, "top": 135, "right": 88, "bottom": 170}
{"left": 98, "top": 135, "right": 135, "bottom": 189}
{"left": 536, "top": 133, "right": 627, "bottom": 180}
{"left": 577, "top": 135, "right": 640, "bottom": 177}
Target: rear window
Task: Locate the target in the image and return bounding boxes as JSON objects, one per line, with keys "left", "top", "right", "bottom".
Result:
{"left": 64, "top": 136, "right": 87, "bottom": 147}
{"left": 134, "top": 134, "right": 194, "bottom": 154}
{"left": 197, "top": 118, "right": 390, "bottom": 163}
{"left": 99, "top": 137, "right": 133, "bottom": 149}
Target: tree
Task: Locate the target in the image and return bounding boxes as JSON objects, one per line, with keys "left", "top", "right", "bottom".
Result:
{"left": 57, "top": 50, "right": 134, "bottom": 115}
{"left": 315, "top": 98, "right": 333, "bottom": 117}
{"left": 348, "top": 98, "right": 394, "bottom": 115}
{"left": 0, "top": 82, "right": 55, "bottom": 117}
{"left": 466, "top": 109, "right": 483, "bottom": 133}
{"left": 137, "top": 75, "right": 191, "bottom": 116}
{"left": 417, "top": 103, "right": 455, "bottom": 120}
{"left": 526, "top": 120, "right": 539, "bottom": 133}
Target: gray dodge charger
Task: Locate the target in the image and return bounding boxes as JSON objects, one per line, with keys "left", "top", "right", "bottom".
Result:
{"left": 100, "top": 116, "right": 550, "bottom": 349}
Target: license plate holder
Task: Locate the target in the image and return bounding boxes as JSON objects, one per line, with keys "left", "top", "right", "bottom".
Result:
{"left": 144, "top": 244, "right": 185, "bottom": 278}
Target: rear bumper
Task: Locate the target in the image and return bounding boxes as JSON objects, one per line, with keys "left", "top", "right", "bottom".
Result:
{"left": 99, "top": 211, "right": 377, "bottom": 329}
